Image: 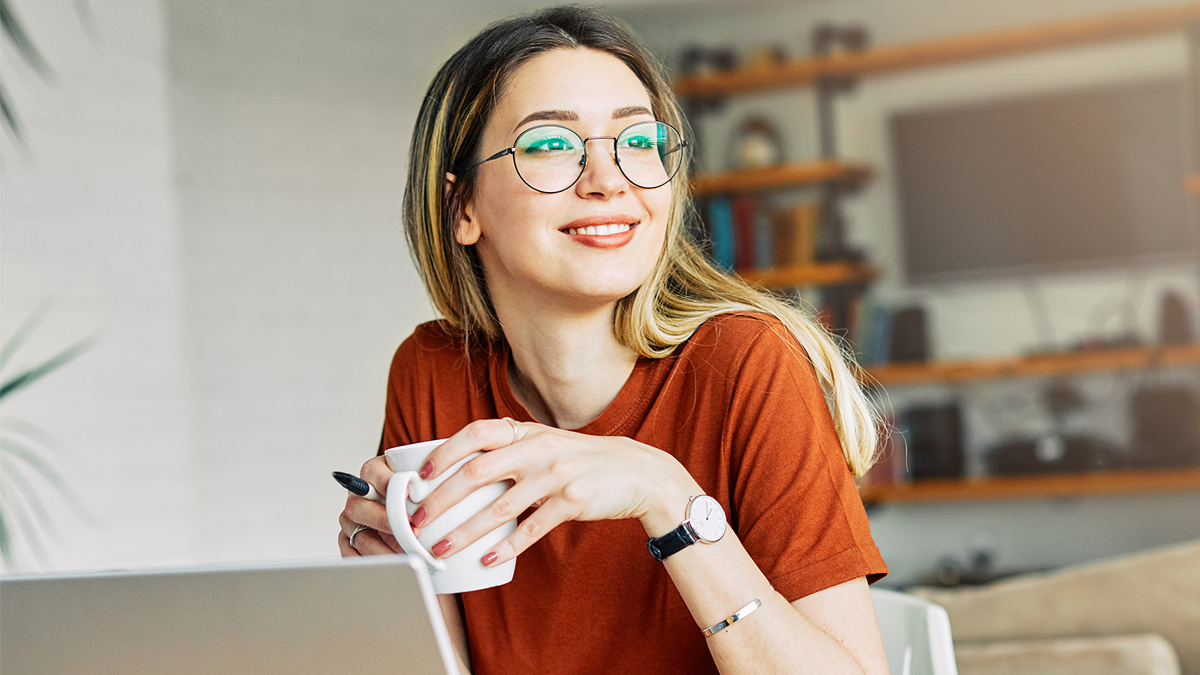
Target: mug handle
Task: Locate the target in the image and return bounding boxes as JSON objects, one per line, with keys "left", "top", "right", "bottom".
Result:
{"left": 386, "top": 471, "right": 447, "bottom": 572}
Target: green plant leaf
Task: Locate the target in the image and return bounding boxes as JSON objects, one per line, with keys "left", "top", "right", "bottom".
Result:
{"left": 2, "top": 436, "right": 70, "bottom": 495}
{"left": 0, "top": 416, "right": 66, "bottom": 456}
{"left": 1, "top": 453, "right": 57, "bottom": 533}
{"left": 0, "top": 0, "right": 54, "bottom": 79}
{"left": 0, "top": 336, "right": 96, "bottom": 401}
{"left": 1, "top": 435, "right": 91, "bottom": 521}
{"left": 0, "top": 506, "right": 12, "bottom": 567}
{"left": 0, "top": 299, "right": 52, "bottom": 370}
{"left": 0, "top": 463, "right": 53, "bottom": 567}
{"left": 0, "top": 81, "right": 26, "bottom": 148}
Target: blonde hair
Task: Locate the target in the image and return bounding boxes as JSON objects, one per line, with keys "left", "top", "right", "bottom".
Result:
{"left": 402, "top": 6, "right": 879, "bottom": 475}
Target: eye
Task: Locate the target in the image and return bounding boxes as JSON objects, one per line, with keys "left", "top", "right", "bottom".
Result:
{"left": 521, "top": 134, "right": 577, "bottom": 155}
{"left": 620, "top": 134, "right": 656, "bottom": 150}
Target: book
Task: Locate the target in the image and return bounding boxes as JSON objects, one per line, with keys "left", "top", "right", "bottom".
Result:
{"left": 706, "top": 198, "right": 735, "bottom": 271}
{"left": 731, "top": 195, "right": 757, "bottom": 271}
{"left": 755, "top": 208, "right": 773, "bottom": 271}
{"left": 770, "top": 201, "right": 819, "bottom": 267}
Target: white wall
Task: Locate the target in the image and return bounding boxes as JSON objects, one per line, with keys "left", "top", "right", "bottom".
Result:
{"left": 1, "top": 0, "right": 197, "bottom": 572}
{"left": 615, "top": 0, "right": 1200, "bottom": 585}
{"left": 160, "top": 0, "right": 643, "bottom": 564}
{"left": 0, "top": 0, "right": 710, "bottom": 574}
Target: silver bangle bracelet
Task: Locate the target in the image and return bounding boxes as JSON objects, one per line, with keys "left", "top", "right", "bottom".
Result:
{"left": 701, "top": 598, "right": 761, "bottom": 638}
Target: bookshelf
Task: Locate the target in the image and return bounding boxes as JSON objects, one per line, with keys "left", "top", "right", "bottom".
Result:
{"left": 859, "top": 467, "right": 1200, "bottom": 505}
{"left": 674, "top": 3, "right": 1200, "bottom": 98}
{"left": 691, "top": 160, "right": 871, "bottom": 198}
{"left": 674, "top": 2, "right": 1200, "bottom": 506}
{"left": 864, "top": 343, "right": 1200, "bottom": 387}
{"left": 740, "top": 261, "right": 877, "bottom": 289}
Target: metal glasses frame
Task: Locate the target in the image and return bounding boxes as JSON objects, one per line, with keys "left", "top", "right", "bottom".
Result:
{"left": 463, "top": 121, "right": 688, "bottom": 194}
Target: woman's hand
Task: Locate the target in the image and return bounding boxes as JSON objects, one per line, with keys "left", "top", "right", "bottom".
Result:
{"left": 336, "top": 455, "right": 414, "bottom": 557}
{"left": 407, "top": 418, "right": 699, "bottom": 567}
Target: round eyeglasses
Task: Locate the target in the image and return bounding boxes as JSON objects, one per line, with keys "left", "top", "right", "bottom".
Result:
{"left": 465, "top": 120, "right": 688, "bottom": 194}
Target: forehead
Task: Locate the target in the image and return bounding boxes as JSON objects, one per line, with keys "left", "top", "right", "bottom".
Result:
{"left": 491, "top": 48, "right": 653, "bottom": 134}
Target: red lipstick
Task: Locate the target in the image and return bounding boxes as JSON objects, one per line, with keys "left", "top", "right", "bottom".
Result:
{"left": 560, "top": 215, "right": 638, "bottom": 249}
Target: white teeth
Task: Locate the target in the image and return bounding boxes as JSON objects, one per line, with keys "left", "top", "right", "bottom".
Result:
{"left": 565, "top": 223, "right": 632, "bottom": 236}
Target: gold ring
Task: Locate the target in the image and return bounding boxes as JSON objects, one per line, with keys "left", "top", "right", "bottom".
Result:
{"left": 502, "top": 417, "right": 520, "bottom": 445}
{"left": 349, "top": 524, "right": 370, "bottom": 549}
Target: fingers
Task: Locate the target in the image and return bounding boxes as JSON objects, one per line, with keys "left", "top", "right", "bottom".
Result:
{"left": 339, "top": 502, "right": 410, "bottom": 555}
{"left": 421, "top": 419, "right": 529, "bottom": 482}
{"left": 342, "top": 491, "right": 391, "bottom": 534}
{"left": 338, "top": 511, "right": 411, "bottom": 556}
{"left": 482, "top": 496, "right": 577, "bottom": 567}
{"left": 360, "top": 455, "right": 394, "bottom": 499}
{"left": 411, "top": 432, "right": 536, "bottom": 534}
{"left": 426, "top": 474, "right": 559, "bottom": 563}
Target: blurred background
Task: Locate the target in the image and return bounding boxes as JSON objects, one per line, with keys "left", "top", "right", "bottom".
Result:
{"left": 2, "top": 0, "right": 1198, "bottom": 594}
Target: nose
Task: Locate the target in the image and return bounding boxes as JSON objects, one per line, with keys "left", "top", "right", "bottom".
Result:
{"left": 575, "top": 136, "right": 627, "bottom": 198}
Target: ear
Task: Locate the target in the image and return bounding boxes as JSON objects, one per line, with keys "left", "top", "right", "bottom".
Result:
{"left": 447, "top": 172, "right": 481, "bottom": 246}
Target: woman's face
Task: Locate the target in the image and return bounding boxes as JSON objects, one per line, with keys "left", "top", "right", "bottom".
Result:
{"left": 456, "top": 48, "right": 672, "bottom": 314}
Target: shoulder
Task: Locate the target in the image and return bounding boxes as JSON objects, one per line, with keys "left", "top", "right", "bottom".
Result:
{"left": 682, "top": 312, "right": 807, "bottom": 367}
{"left": 673, "top": 311, "right": 823, "bottom": 399}
{"left": 389, "top": 320, "right": 489, "bottom": 384}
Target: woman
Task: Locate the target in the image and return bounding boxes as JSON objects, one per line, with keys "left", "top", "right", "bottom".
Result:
{"left": 338, "top": 6, "right": 889, "bottom": 674}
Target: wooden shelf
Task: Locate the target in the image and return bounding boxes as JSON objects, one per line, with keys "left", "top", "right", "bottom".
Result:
{"left": 691, "top": 160, "right": 871, "bottom": 197}
{"left": 674, "top": 3, "right": 1200, "bottom": 97}
{"left": 738, "top": 261, "right": 877, "bottom": 289}
{"left": 863, "top": 343, "right": 1200, "bottom": 387}
{"left": 860, "top": 467, "right": 1200, "bottom": 504}
{"left": 1188, "top": 174, "right": 1200, "bottom": 195}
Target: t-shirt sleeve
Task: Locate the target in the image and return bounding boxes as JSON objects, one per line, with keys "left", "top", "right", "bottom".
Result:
{"left": 723, "top": 319, "right": 887, "bottom": 601}
{"left": 378, "top": 332, "right": 423, "bottom": 455}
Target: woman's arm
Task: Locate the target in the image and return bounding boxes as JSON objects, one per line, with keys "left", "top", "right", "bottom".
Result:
{"left": 641, "top": 475, "right": 888, "bottom": 675}
{"left": 399, "top": 419, "right": 888, "bottom": 675}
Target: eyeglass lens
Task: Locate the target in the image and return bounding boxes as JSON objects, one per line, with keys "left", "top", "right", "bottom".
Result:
{"left": 512, "top": 121, "right": 684, "bottom": 193}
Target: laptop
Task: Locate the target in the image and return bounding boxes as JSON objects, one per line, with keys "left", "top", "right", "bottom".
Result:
{"left": 0, "top": 555, "right": 461, "bottom": 675}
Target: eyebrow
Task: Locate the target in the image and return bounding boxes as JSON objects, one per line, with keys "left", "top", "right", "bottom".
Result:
{"left": 512, "top": 106, "right": 654, "bottom": 133}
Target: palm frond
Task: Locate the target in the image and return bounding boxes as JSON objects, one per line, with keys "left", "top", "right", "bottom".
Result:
{"left": 0, "top": 464, "right": 54, "bottom": 567}
{"left": 0, "top": 506, "right": 12, "bottom": 567}
{"left": 0, "top": 416, "right": 66, "bottom": 455}
{"left": 0, "top": 299, "right": 52, "bottom": 370}
{"left": 1, "top": 435, "right": 92, "bottom": 521}
{"left": 0, "top": 82, "right": 27, "bottom": 149}
{"left": 0, "top": 0, "right": 54, "bottom": 79}
{"left": 0, "top": 336, "right": 96, "bottom": 401}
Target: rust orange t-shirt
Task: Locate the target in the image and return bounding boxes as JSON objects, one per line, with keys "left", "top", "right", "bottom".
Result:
{"left": 380, "top": 313, "right": 887, "bottom": 675}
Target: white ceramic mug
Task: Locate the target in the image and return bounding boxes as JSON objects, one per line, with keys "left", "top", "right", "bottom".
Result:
{"left": 384, "top": 439, "right": 517, "bottom": 594}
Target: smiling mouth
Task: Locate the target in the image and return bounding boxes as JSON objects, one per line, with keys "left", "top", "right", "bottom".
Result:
{"left": 563, "top": 223, "right": 634, "bottom": 236}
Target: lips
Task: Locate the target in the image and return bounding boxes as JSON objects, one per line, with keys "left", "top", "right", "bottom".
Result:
{"left": 563, "top": 223, "right": 632, "bottom": 236}
{"left": 560, "top": 216, "right": 638, "bottom": 249}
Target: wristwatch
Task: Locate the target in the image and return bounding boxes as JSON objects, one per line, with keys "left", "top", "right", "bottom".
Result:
{"left": 647, "top": 495, "right": 727, "bottom": 561}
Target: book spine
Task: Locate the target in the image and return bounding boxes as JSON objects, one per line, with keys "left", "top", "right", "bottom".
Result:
{"left": 707, "top": 198, "right": 735, "bottom": 271}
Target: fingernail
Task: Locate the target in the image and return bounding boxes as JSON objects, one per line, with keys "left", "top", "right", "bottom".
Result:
{"left": 419, "top": 461, "right": 433, "bottom": 479}
{"left": 409, "top": 506, "right": 427, "bottom": 528}
{"left": 481, "top": 552, "right": 499, "bottom": 567}
{"left": 431, "top": 539, "right": 452, "bottom": 557}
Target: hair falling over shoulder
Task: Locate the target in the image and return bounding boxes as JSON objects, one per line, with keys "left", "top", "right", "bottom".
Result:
{"left": 401, "top": 5, "right": 880, "bottom": 476}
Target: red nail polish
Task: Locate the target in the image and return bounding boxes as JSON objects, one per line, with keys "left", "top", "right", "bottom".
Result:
{"left": 409, "top": 506, "right": 427, "bottom": 528}
{"left": 431, "top": 540, "right": 452, "bottom": 558}
{"left": 481, "top": 552, "right": 499, "bottom": 567}
{"left": 419, "top": 461, "right": 433, "bottom": 479}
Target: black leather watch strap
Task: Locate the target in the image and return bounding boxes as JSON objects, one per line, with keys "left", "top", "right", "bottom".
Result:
{"left": 647, "top": 522, "right": 698, "bottom": 561}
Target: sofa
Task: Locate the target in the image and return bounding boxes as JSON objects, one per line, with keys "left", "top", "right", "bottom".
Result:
{"left": 910, "top": 539, "right": 1200, "bottom": 675}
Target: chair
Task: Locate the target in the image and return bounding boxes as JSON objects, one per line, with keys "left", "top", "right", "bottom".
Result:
{"left": 871, "top": 588, "right": 959, "bottom": 675}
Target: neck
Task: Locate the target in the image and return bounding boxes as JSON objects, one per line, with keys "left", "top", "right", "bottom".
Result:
{"left": 498, "top": 301, "right": 638, "bottom": 430}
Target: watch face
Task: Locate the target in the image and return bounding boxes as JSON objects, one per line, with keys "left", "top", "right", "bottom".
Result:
{"left": 687, "top": 495, "right": 727, "bottom": 543}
